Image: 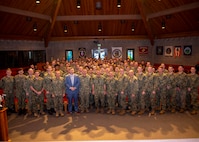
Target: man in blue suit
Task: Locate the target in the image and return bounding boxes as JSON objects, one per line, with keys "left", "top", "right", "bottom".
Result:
{"left": 65, "top": 67, "right": 80, "bottom": 114}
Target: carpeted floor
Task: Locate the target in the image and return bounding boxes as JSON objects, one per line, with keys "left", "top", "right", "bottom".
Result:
{"left": 7, "top": 109, "right": 199, "bottom": 141}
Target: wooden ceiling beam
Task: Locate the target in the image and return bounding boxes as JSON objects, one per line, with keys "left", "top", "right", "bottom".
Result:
{"left": 56, "top": 15, "right": 142, "bottom": 21}
{"left": 1, "top": 1, "right": 198, "bottom": 22}
{"left": 0, "top": 34, "right": 43, "bottom": 41}
{"left": 50, "top": 35, "right": 149, "bottom": 41}
{"left": 155, "top": 31, "right": 199, "bottom": 39}
{"left": 147, "top": 2, "right": 199, "bottom": 19}
{"left": 44, "top": 0, "right": 62, "bottom": 48}
{"left": 136, "top": 0, "right": 154, "bottom": 45}
{"left": 0, "top": 5, "right": 51, "bottom": 21}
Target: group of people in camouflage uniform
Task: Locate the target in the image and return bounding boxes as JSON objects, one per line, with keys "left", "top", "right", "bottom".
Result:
{"left": 0, "top": 57, "right": 199, "bottom": 117}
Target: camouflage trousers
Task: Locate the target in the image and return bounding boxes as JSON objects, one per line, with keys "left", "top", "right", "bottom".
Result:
{"left": 147, "top": 91, "right": 156, "bottom": 110}
{"left": 4, "top": 92, "right": 14, "bottom": 110}
{"left": 129, "top": 93, "right": 138, "bottom": 111}
{"left": 15, "top": 91, "right": 26, "bottom": 109}
{"left": 118, "top": 92, "right": 127, "bottom": 109}
{"left": 166, "top": 88, "right": 176, "bottom": 109}
{"left": 137, "top": 90, "right": 146, "bottom": 110}
{"left": 176, "top": 88, "right": 187, "bottom": 109}
{"left": 45, "top": 93, "right": 54, "bottom": 110}
{"left": 53, "top": 95, "right": 63, "bottom": 112}
{"left": 190, "top": 90, "right": 198, "bottom": 110}
{"left": 32, "top": 94, "right": 44, "bottom": 113}
{"left": 79, "top": 90, "right": 90, "bottom": 110}
{"left": 156, "top": 89, "right": 167, "bottom": 110}
{"left": 106, "top": 92, "right": 117, "bottom": 109}
{"left": 94, "top": 93, "right": 105, "bottom": 108}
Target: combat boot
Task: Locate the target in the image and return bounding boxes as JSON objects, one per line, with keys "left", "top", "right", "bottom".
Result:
{"left": 40, "top": 111, "right": 45, "bottom": 115}
{"left": 107, "top": 108, "right": 112, "bottom": 114}
{"left": 85, "top": 108, "right": 89, "bottom": 113}
{"left": 190, "top": 110, "right": 197, "bottom": 115}
{"left": 95, "top": 107, "right": 100, "bottom": 113}
{"left": 160, "top": 110, "right": 165, "bottom": 114}
{"left": 55, "top": 111, "right": 59, "bottom": 117}
{"left": 34, "top": 112, "right": 38, "bottom": 117}
{"left": 60, "top": 110, "right": 64, "bottom": 117}
{"left": 112, "top": 109, "right": 115, "bottom": 115}
{"left": 81, "top": 108, "right": 85, "bottom": 113}
{"left": 138, "top": 109, "right": 145, "bottom": 115}
{"left": 131, "top": 111, "right": 137, "bottom": 116}
{"left": 119, "top": 109, "right": 126, "bottom": 115}
{"left": 150, "top": 109, "right": 155, "bottom": 115}
{"left": 171, "top": 108, "right": 176, "bottom": 113}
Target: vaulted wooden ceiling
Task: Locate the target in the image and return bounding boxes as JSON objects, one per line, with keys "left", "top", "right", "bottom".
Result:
{"left": 0, "top": 0, "right": 199, "bottom": 47}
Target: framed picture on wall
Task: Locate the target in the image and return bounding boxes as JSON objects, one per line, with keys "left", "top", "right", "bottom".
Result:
{"left": 183, "top": 45, "right": 192, "bottom": 55}
{"left": 65, "top": 50, "right": 73, "bottom": 61}
{"left": 164, "top": 46, "right": 173, "bottom": 57}
{"left": 127, "top": 49, "right": 135, "bottom": 60}
{"left": 156, "top": 46, "right": 163, "bottom": 55}
{"left": 139, "top": 46, "right": 148, "bottom": 54}
{"left": 79, "top": 47, "right": 86, "bottom": 58}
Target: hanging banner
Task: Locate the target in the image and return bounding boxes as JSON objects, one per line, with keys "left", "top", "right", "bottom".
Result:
{"left": 174, "top": 46, "right": 182, "bottom": 57}
{"left": 112, "top": 47, "right": 122, "bottom": 59}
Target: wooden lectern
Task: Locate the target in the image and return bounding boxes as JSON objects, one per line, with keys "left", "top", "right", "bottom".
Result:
{"left": 0, "top": 108, "right": 9, "bottom": 141}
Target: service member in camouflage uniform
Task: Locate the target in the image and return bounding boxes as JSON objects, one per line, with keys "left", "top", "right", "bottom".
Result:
{"left": 24, "top": 68, "right": 35, "bottom": 115}
{"left": 144, "top": 66, "right": 157, "bottom": 115}
{"left": 105, "top": 71, "right": 118, "bottom": 115}
{"left": 43, "top": 65, "right": 55, "bottom": 115}
{"left": 91, "top": 69, "right": 106, "bottom": 113}
{"left": 0, "top": 68, "right": 14, "bottom": 112}
{"left": 187, "top": 67, "right": 199, "bottom": 115}
{"left": 156, "top": 66, "right": 168, "bottom": 114}
{"left": 127, "top": 70, "right": 139, "bottom": 115}
{"left": 117, "top": 68, "right": 129, "bottom": 115}
{"left": 14, "top": 68, "right": 27, "bottom": 114}
{"left": 136, "top": 66, "right": 147, "bottom": 115}
{"left": 175, "top": 65, "right": 188, "bottom": 113}
{"left": 30, "top": 70, "right": 45, "bottom": 117}
{"left": 52, "top": 70, "right": 65, "bottom": 117}
{"left": 166, "top": 66, "right": 177, "bottom": 113}
{"left": 79, "top": 69, "right": 91, "bottom": 113}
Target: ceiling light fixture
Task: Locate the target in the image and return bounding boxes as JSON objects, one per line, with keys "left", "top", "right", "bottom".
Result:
{"left": 131, "top": 23, "right": 135, "bottom": 32}
{"left": 33, "top": 23, "right": 37, "bottom": 32}
{"left": 64, "top": 25, "right": 68, "bottom": 33}
{"left": 36, "top": 0, "right": 40, "bottom": 4}
{"left": 117, "top": 0, "right": 121, "bottom": 8}
{"left": 96, "top": 1, "right": 102, "bottom": 10}
{"left": 77, "top": 0, "right": 81, "bottom": 9}
{"left": 98, "top": 23, "right": 102, "bottom": 32}
{"left": 162, "top": 20, "right": 166, "bottom": 30}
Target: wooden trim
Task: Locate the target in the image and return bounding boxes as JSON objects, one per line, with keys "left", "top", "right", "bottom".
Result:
{"left": 155, "top": 31, "right": 199, "bottom": 39}
{"left": 0, "top": 5, "right": 51, "bottom": 21}
{"left": 136, "top": 0, "right": 154, "bottom": 45}
{"left": 44, "top": 0, "right": 62, "bottom": 47}
{"left": 147, "top": 2, "right": 199, "bottom": 19}
{"left": 50, "top": 35, "right": 149, "bottom": 41}
{"left": 0, "top": 34, "right": 43, "bottom": 41}
{"left": 56, "top": 15, "right": 142, "bottom": 21}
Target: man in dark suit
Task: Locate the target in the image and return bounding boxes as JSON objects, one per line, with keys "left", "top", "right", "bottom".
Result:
{"left": 65, "top": 68, "right": 80, "bottom": 113}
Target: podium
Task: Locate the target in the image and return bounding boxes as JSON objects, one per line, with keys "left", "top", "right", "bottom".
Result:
{"left": 0, "top": 108, "right": 9, "bottom": 141}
